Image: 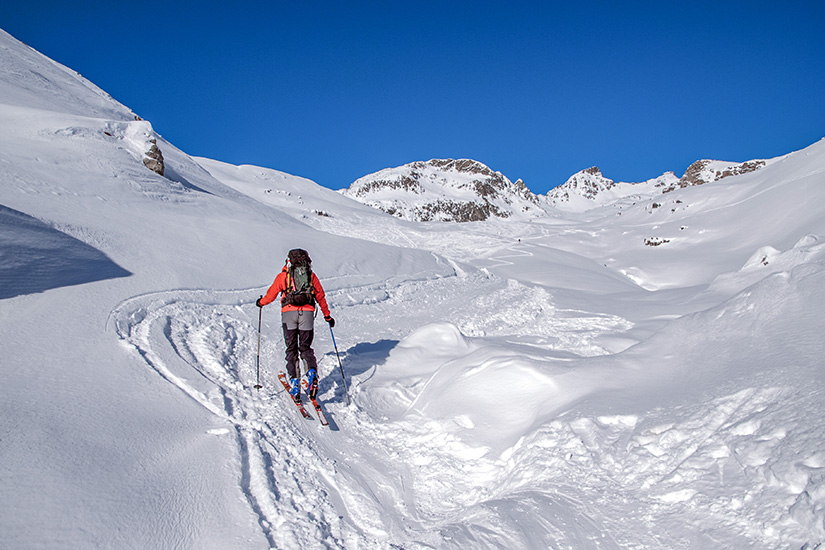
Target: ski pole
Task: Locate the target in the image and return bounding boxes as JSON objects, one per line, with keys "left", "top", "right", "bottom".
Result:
{"left": 329, "top": 325, "right": 350, "bottom": 405}
{"left": 254, "top": 296, "right": 263, "bottom": 389}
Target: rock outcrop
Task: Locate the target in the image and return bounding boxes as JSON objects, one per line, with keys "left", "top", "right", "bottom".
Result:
{"left": 143, "top": 138, "right": 165, "bottom": 176}
{"left": 665, "top": 159, "right": 767, "bottom": 191}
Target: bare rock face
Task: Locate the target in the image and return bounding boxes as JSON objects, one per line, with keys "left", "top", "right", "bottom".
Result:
{"left": 669, "top": 159, "right": 767, "bottom": 190}
{"left": 143, "top": 138, "right": 164, "bottom": 176}
{"left": 344, "top": 159, "right": 546, "bottom": 222}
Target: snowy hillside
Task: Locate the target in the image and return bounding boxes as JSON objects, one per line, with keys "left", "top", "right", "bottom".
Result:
{"left": 2, "top": 26, "right": 825, "bottom": 550}
{"left": 343, "top": 158, "right": 546, "bottom": 222}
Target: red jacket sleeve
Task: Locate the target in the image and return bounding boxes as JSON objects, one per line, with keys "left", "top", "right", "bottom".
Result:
{"left": 259, "top": 268, "right": 287, "bottom": 307}
{"left": 312, "top": 273, "right": 331, "bottom": 318}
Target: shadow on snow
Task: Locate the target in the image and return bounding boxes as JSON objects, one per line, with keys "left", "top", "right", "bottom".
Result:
{"left": 0, "top": 204, "right": 131, "bottom": 299}
{"left": 336, "top": 339, "right": 399, "bottom": 378}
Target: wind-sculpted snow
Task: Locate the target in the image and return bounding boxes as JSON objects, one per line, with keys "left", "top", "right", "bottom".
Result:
{"left": 107, "top": 258, "right": 825, "bottom": 548}
{"left": 106, "top": 271, "right": 641, "bottom": 548}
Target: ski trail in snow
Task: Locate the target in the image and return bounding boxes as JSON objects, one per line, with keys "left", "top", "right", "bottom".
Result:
{"left": 106, "top": 268, "right": 825, "bottom": 549}
{"left": 108, "top": 271, "right": 640, "bottom": 548}
{"left": 110, "top": 288, "right": 367, "bottom": 548}
{"left": 471, "top": 241, "right": 535, "bottom": 268}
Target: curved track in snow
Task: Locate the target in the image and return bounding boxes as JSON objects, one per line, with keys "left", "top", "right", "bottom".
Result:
{"left": 107, "top": 269, "right": 640, "bottom": 548}
{"left": 108, "top": 259, "right": 825, "bottom": 549}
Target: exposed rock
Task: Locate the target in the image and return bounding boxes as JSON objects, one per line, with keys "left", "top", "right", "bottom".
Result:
{"left": 351, "top": 173, "right": 424, "bottom": 196}
{"left": 680, "top": 159, "right": 714, "bottom": 187}
{"left": 664, "top": 159, "right": 768, "bottom": 192}
{"left": 142, "top": 138, "right": 164, "bottom": 176}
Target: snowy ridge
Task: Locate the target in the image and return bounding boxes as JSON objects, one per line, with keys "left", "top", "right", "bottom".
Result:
{"left": 343, "top": 158, "right": 547, "bottom": 222}
{"left": 674, "top": 157, "right": 775, "bottom": 189}
{"left": 547, "top": 157, "right": 780, "bottom": 212}
{"left": 0, "top": 28, "right": 135, "bottom": 121}
{"left": 2, "top": 27, "right": 825, "bottom": 549}
{"left": 546, "top": 166, "right": 679, "bottom": 212}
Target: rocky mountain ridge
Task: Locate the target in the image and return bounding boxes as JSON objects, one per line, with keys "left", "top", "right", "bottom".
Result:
{"left": 343, "top": 158, "right": 546, "bottom": 222}
{"left": 345, "top": 153, "right": 779, "bottom": 221}
{"left": 547, "top": 158, "right": 776, "bottom": 212}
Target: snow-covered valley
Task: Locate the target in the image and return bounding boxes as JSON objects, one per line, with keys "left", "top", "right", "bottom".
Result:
{"left": 1, "top": 28, "right": 824, "bottom": 549}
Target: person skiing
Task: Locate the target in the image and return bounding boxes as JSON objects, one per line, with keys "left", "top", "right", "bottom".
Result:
{"left": 256, "top": 248, "right": 334, "bottom": 402}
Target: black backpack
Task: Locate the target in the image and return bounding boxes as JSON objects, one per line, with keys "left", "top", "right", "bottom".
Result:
{"left": 283, "top": 249, "right": 315, "bottom": 307}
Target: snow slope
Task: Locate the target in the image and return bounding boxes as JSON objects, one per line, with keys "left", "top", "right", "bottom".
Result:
{"left": 2, "top": 27, "right": 824, "bottom": 549}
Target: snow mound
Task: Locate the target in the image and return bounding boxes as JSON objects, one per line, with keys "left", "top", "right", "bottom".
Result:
{"left": 363, "top": 322, "right": 619, "bottom": 453}
{"left": 709, "top": 234, "right": 825, "bottom": 294}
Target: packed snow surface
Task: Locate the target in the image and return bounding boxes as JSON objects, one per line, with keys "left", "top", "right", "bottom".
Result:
{"left": 1, "top": 28, "right": 824, "bottom": 549}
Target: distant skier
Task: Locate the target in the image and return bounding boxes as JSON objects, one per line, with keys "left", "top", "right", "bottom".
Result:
{"left": 256, "top": 248, "right": 334, "bottom": 402}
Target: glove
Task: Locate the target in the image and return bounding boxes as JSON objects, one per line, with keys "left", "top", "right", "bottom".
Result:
{"left": 255, "top": 297, "right": 263, "bottom": 308}
{"left": 324, "top": 315, "right": 335, "bottom": 328}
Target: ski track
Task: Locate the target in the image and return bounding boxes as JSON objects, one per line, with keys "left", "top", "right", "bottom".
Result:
{"left": 107, "top": 273, "right": 635, "bottom": 548}
{"left": 109, "top": 272, "right": 825, "bottom": 548}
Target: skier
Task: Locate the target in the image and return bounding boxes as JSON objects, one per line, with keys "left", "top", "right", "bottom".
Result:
{"left": 256, "top": 249, "right": 334, "bottom": 402}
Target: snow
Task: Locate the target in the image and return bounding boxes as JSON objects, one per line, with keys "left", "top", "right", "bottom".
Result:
{"left": 1, "top": 27, "right": 824, "bottom": 549}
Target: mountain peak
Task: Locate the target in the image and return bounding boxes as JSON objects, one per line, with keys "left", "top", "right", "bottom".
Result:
{"left": 343, "top": 158, "right": 546, "bottom": 222}
{"left": 546, "top": 166, "right": 618, "bottom": 206}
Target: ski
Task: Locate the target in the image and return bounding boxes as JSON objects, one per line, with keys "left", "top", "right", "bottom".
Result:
{"left": 301, "top": 371, "right": 329, "bottom": 426}
{"left": 277, "top": 372, "right": 313, "bottom": 420}
{"left": 309, "top": 397, "right": 329, "bottom": 426}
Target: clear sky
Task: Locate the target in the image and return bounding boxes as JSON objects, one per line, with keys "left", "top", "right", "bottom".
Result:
{"left": 3, "top": 1, "right": 824, "bottom": 193}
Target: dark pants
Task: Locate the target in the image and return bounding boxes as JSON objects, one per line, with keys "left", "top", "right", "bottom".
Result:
{"left": 281, "top": 309, "right": 318, "bottom": 379}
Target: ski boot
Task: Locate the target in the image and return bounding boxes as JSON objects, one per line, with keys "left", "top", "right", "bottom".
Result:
{"left": 302, "top": 369, "right": 318, "bottom": 399}
{"left": 289, "top": 377, "right": 301, "bottom": 402}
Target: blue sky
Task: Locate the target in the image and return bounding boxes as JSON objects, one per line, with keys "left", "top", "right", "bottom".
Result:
{"left": 3, "top": 1, "right": 824, "bottom": 193}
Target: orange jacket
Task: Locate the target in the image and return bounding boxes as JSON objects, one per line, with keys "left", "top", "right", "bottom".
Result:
{"left": 259, "top": 264, "right": 331, "bottom": 317}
